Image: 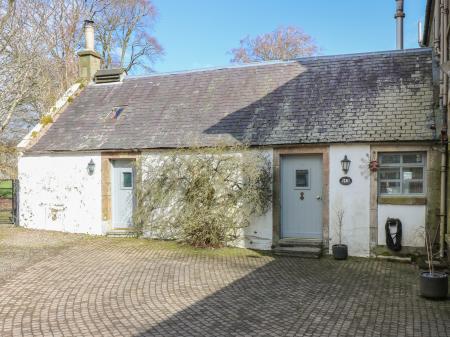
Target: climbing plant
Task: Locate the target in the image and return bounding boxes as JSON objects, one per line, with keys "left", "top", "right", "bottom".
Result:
{"left": 133, "top": 145, "right": 272, "bottom": 247}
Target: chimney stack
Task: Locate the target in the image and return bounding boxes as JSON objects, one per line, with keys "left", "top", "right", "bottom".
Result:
{"left": 77, "top": 20, "right": 102, "bottom": 82}
{"left": 395, "top": 0, "right": 405, "bottom": 49}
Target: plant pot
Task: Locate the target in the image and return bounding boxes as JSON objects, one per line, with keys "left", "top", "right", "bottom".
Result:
{"left": 420, "top": 271, "right": 448, "bottom": 299}
{"left": 332, "top": 244, "right": 348, "bottom": 260}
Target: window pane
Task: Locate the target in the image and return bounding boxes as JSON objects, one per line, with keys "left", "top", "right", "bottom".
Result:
{"left": 403, "top": 167, "right": 423, "bottom": 180}
{"left": 123, "top": 172, "right": 132, "bottom": 188}
{"left": 380, "top": 181, "right": 401, "bottom": 194}
{"left": 402, "top": 153, "right": 423, "bottom": 164}
{"left": 380, "top": 154, "right": 400, "bottom": 164}
{"left": 296, "top": 170, "right": 308, "bottom": 188}
{"left": 403, "top": 180, "right": 423, "bottom": 194}
{"left": 379, "top": 168, "right": 400, "bottom": 180}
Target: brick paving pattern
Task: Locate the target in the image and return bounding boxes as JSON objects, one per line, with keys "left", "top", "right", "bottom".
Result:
{"left": 0, "top": 238, "right": 449, "bottom": 337}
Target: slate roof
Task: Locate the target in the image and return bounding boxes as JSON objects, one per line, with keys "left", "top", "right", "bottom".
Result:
{"left": 30, "top": 48, "right": 436, "bottom": 152}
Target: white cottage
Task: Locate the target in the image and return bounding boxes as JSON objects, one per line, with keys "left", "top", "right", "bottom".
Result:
{"left": 17, "top": 23, "right": 440, "bottom": 257}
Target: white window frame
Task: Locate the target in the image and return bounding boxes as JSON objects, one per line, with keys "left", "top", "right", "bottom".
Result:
{"left": 120, "top": 171, "right": 133, "bottom": 190}
{"left": 378, "top": 152, "right": 426, "bottom": 196}
{"left": 294, "top": 169, "right": 311, "bottom": 190}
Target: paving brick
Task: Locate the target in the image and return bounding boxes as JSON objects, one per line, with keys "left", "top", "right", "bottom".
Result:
{"left": 0, "top": 238, "right": 449, "bottom": 336}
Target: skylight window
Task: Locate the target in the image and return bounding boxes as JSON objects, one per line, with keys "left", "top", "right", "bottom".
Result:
{"left": 111, "top": 106, "right": 126, "bottom": 120}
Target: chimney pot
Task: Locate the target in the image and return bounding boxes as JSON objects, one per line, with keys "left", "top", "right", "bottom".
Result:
{"left": 84, "top": 20, "right": 95, "bottom": 51}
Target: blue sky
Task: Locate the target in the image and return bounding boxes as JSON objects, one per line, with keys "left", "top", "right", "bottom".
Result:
{"left": 151, "top": 0, "right": 426, "bottom": 73}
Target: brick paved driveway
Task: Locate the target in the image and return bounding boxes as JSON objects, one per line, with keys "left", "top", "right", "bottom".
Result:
{"left": 0, "top": 231, "right": 449, "bottom": 337}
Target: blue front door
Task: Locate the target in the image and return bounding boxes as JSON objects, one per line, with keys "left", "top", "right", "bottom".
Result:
{"left": 111, "top": 160, "right": 134, "bottom": 228}
{"left": 281, "top": 155, "right": 323, "bottom": 239}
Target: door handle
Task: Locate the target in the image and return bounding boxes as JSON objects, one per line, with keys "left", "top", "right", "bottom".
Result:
{"left": 316, "top": 195, "right": 322, "bottom": 200}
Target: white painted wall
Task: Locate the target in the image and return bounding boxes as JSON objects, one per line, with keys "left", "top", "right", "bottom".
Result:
{"left": 17, "top": 146, "right": 427, "bottom": 255}
{"left": 239, "top": 149, "right": 273, "bottom": 250}
{"left": 378, "top": 205, "right": 425, "bottom": 247}
{"left": 329, "top": 144, "right": 371, "bottom": 257}
{"left": 18, "top": 153, "right": 103, "bottom": 234}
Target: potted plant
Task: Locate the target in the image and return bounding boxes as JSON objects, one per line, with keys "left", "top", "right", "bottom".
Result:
{"left": 420, "top": 225, "right": 448, "bottom": 299}
{"left": 332, "top": 209, "right": 348, "bottom": 260}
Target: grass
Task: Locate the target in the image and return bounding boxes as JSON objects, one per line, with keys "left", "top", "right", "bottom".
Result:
{"left": 0, "top": 180, "right": 12, "bottom": 198}
{"left": 108, "top": 236, "right": 270, "bottom": 258}
{"left": 0, "top": 180, "right": 12, "bottom": 189}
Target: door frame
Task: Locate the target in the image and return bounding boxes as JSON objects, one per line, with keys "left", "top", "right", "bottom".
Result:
{"left": 101, "top": 152, "right": 139, "bottom": 231}
{"left": 273, "top": 146, "right": 329, "bottom": 247}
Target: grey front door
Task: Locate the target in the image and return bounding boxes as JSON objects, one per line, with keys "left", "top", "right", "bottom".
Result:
{"left": 280, "top": 155, "right": 323, "bottom": 239}
{"left": 111, "top": 160, "right": 134, "bottom": 228}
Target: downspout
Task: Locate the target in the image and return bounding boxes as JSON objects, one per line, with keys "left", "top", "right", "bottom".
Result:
{"left": 423, "top": 0, "right": 434, "bottom": 46}
{"left": 435, "top": 0, "right": 441, "bottom": 52}
{"left": 395, "top": 0, "right": 405, "bottom": 49}
{"left": 439, "top": 0, "right": 448, "bottom": 258}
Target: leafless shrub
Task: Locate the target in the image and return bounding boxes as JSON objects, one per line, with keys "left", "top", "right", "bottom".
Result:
{"left": 335, "top": 208, "right": 345, "bottom": 245}
{"left": 133, "top": 145, "right": 272, "bottom": 248}
{"left": 424, "top": 224, "right": 440, "bottom": 275}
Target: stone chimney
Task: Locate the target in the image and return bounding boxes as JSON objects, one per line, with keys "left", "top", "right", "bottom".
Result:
{"left": 77, "top": 20, "right": 102, "bottom": 82}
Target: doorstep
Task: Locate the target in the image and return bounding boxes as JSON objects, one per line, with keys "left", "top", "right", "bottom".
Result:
{"left": 273, "top": 238, "right": 323, "bottom": 258}
{"left": 106, "top": 228, "right": 138, "bottom": 238}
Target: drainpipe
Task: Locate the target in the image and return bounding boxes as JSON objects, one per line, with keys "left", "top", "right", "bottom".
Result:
{"left": 395, "top": 0, "right": 405, "bottom": 49}
{"left": 439, "top": 0, "right": 449, "bottom": 258}
{"left": 435, "top": 0, "right": 441, "bottom": 53}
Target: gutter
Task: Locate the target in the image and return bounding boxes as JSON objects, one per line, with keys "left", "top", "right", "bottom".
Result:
{"left": 22, "top": 140, "right": 439, "bottom": 155}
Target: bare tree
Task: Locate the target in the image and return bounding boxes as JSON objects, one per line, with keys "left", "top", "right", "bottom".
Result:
{"left": 0, "top": 0, "right": 53, "bottom": 137}
{"left": 0, "top": 0, "right": 14, "bottom": 33}
{"left": 35, "top": 0, "right": 111, "bottom": 92}
{"left": 230, "top": 26, "right": 318, "bottom": 63}
{"left": 0, "top": 0, "right": 162, "bottom": 143}
{"left": 95, "top": 0, "right": 163, "bottom": 73}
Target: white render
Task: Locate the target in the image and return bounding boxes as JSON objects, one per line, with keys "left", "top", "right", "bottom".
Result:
{"left": 238, "top": 148, "right": 274, "bottom": 250}
{"left": 17, "top": 146, "right": 427, "bottom": 255}
{"left": 18, "top": 153, "right": 103, "bottom": 234}
{"left": 329, "top": 144, "right": 371, "bottom": 257}
{"left": 377, "top": 205, "right": 425, "bottom": 247}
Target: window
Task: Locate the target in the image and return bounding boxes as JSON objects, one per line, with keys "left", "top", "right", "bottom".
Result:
{"left": 378, "top": 152, "right": 425, "bottom": 196}
{"left": 295, "top": 169, "right": 309, "bottom": 188}
{"left": 112, "top": 106, "right": 125, "bottom": 119}
{"left": 122, "top": 172, "right": 133, "bottom": 189}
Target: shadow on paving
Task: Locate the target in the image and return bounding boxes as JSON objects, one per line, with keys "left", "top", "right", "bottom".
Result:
{"left": 134, "top": 257, "right": 450, "bottom": 337}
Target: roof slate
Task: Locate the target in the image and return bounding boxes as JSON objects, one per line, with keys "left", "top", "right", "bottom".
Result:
{"left": 30, "top": 48, "right": 436, "bottom": 152}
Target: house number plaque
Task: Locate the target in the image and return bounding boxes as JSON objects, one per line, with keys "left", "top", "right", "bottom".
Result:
{"left": 339, "top": 176, "right": 352, "bottom": 186}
